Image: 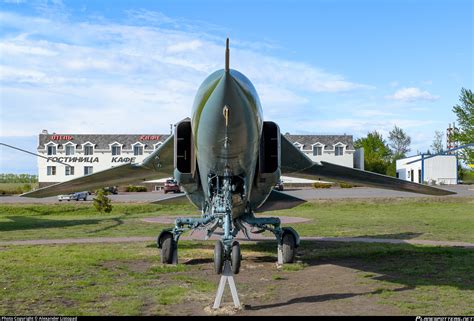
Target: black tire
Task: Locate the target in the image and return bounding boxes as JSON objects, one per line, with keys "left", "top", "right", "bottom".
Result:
{"left": 160, "top": 234, "right": 175, "bottom": 264}
{"left": 231, "top": 242, "right": 241, "bottom": 274}
{"left": 214, "top": 240, "right": 224, "bottom": 274}
{"left": 282, "top": 233, "right": 296, "bottom": 263}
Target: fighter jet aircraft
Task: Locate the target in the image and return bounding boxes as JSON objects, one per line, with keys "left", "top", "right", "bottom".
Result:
{"left": 21, "top": 38, "right": 455, "bottom": 274}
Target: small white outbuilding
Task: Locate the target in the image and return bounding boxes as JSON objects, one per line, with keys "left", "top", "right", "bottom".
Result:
{"left": 396, "top": 154, "right": 458, "bottom": 185}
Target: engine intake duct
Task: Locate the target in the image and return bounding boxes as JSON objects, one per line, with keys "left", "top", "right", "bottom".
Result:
{"left": 174, "top": 120, "right": 194, "bottom": 174}
{"left": 259, "top": 121, "right": 280, "bottom": 174}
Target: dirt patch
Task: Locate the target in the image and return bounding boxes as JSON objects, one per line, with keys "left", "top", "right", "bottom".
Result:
{"left": 163, "top": 254, "right": 402, "bottom": 316}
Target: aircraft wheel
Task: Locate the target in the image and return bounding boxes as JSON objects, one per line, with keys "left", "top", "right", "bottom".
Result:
{"left": 160, "top": 233, "right": 175, "bottom": 264}
{"left": 282, "top": 233, "right": 296, "bottom": 263}
{"left": 214, "top": 240, "right": 224, "bottom": 274}
{"left": 231, "top": 241, "right": 241, "bottom": 274}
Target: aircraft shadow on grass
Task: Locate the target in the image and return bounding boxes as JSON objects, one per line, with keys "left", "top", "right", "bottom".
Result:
{"left": 246, "top": 287, "right": 411, "bottom": 311}
{"left": 0, "top": 215, "right": 124, "bottom": 232}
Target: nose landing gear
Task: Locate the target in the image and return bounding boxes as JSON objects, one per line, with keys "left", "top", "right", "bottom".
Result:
{"left": 214, "top": 240, "right": 241, "bottom": 275}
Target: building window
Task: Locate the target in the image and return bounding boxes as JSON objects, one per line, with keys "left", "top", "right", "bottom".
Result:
{"left": 84, "top": 166, "right": 93, "bottom": 175}
{"left": 313, "top": 146, "right": 322, "bottom": 156}
{"left": 65, "top": 166, "right": 75, "bottom": 176}
{"left": 65, "top": 145, "right": 75, "bottom": 156}
{"left": 47, "top": 145, "right": 56, "bottom": 156}
{"left": 335, "top": 146, "right": 344, "bottom": 156}
{"left": 112, "top": 145, "right": 121, "bottom": 156}
{"left": 293, "top": 143, "right": 303, "bottom": 150}
{"left": 84, "top": 145, "right": 94, "bottom": 155}
{"left": 134, "top": 145, "right": 144, "bottom": 156}
{"left": 47, "top": 166, "right": 56, "bottom": 176}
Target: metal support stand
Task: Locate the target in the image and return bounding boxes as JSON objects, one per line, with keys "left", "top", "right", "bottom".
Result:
{"left": 277, "top": 244, "right": 283, "bottom": 265}
{"left": 213, "top": 261, "right": 241, "bottom": 309}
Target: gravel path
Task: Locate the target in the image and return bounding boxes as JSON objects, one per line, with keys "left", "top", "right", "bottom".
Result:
{"left": 1, "top": 235, "right": 473, "bottom": 248}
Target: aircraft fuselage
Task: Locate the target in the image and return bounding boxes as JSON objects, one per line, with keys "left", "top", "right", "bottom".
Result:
{"left": 191, "top": 69, "right": 265, "bottom": 217}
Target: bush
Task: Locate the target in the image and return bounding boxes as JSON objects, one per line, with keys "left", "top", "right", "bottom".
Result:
{"left": 93, "top": 189, "right": 113, "bottom": 213}
{"left": 312, "top": 182, "right": 332, "bottom": 189}
{"left": 126, "top": 185, "right": 147, "bottom": 192}
{"left": 340, "top": 182, "right": 356, "bottom": 188}
{"left": 0, "top": 183, "right": 37, "bottom": 195}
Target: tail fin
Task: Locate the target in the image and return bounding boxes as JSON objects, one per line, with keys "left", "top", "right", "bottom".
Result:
{"left": 225, "top": 37, "right": 230, "bottom": 72}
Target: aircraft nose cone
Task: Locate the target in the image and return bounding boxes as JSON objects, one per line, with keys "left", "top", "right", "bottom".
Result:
{"left": 193, "top": 70, "right": 262, "bottom": 175}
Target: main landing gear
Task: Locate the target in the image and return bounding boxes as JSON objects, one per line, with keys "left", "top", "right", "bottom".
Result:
{"left": 156, "top": 218, "right": 300, "bottom": 273}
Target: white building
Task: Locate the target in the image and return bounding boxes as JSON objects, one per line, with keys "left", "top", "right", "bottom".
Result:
{"left": 37, "top": 131, "right": 360, "bottom": 188}
{"left": 396, "top": 154, "right": 458, "bottom": 185}
{"left": 284, "top": 134, "right": 358, "bottom": 168}
{"left": 37, "top": 132, "right": 170, "bottom": 188}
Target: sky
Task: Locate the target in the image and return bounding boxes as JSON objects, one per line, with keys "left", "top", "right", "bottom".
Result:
{"left": 0, "top": 0, "right": 473, "bottom": 174}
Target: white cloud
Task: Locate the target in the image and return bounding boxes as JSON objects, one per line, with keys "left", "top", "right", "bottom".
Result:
{"left": 386, "top": 87, "right": 439, "bottom": 102}
{"left": 0, "top": 9, "right": 373, "bottom": 138}
{"left": 167, "top": 40, "right": 203, "bottom": 53}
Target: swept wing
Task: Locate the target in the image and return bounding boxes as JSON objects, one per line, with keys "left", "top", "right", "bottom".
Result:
{"left": 280, "top": 135, "right": 455, "bottom": 196}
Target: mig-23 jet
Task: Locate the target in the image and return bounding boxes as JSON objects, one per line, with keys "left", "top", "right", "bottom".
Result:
{"left": 21, "top": 39, "right": 455, "bottom": 274}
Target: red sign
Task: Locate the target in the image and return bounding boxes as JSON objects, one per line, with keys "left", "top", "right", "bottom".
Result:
{"left": 51, "top": 135, "right": 74, "bottom": 140}
{"left": 139, "top": 135, "right": 160, "bottom": 141}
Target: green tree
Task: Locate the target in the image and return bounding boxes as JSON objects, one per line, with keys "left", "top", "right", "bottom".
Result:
{"left": 355, "top": 131, "right": 392, "bottom": 174}
{"left": 431, "top": 130, "right": 444, "bottom": 154}
{"left": 388, "top": 125, "right": 411, "bottom": 159}
{"left": 93, "top": 189, "right": 113, "bottom": 213}
{"left": 386, "top": 126, "right": 411, "bottom": 177}
{"left": 452, "top": 87, "right": 474, "bottom": 164}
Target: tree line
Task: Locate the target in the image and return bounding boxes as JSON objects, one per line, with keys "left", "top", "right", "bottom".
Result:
{"left": 355, "top": 87, "right": 473, "bottom": 176}
{"left": 0, "top": 173, "right": 38, "bottom": 183}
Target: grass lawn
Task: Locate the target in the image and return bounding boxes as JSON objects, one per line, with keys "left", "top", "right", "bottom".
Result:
{"left": 0, "top": 198, "right": 472, "bottom": 315}
{"left": 0, "top": 241, "right": 472, "bottom": 315}
{"left": 0, "top": 197, "right": 473, "bottom": 242}
{"left": 0, "top": 241, "right": 215, "bottom": 315}
{"left": 0, "top": 203, "right": 194, "bottom": 241}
